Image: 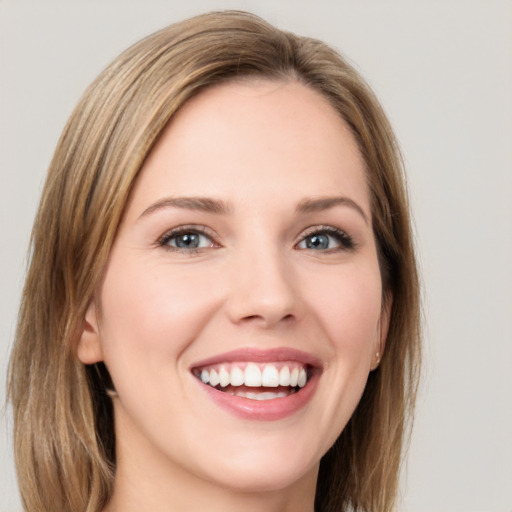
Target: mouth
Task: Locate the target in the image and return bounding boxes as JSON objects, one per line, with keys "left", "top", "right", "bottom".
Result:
{"left": 190, "top": 348, "right": 321, "bottom": 420}
{"left": 192, "top": 361, "right": 310, "bottom": 400}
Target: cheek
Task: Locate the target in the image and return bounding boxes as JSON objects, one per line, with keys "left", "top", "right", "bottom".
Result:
{"left": 294, "top": 262, "right": 383, "bottom": 452}
{"left": 97, "top": 258, "right": 223, "bottom": 378}
{"left": 303, "top": 263, "right": 383, "bottom": 358}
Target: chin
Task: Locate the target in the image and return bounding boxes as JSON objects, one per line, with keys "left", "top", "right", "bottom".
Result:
{"left": 205, "top": 459, "right": 319, "bottom": 494}
{"left": 182, "top": 433, "right": 322, "bottom": 494}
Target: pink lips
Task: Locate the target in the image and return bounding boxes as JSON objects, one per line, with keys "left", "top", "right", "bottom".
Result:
{"left": 190, "top": 347, "right": 322, "bottom": 421}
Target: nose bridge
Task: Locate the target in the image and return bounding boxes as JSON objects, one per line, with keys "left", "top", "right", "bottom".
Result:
{"left": 226, "top": 233, "right": 299, "bottom": 327}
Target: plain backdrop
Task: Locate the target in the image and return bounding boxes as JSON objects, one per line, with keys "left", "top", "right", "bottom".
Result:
{"left": 1, "top": 1, "right": 511, "bottom": 511}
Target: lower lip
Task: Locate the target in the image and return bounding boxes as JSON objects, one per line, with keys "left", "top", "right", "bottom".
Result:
{"left": 196, "top": 373, "right": 320, "bottom": 421}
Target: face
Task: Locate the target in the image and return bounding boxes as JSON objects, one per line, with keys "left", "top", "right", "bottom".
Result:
{"left": 79, "top": 79, "right": 387, "bottom": 496}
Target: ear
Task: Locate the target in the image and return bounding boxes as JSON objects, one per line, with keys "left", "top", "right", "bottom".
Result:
{"left": 371, "top": 292, "right": 392, "bottom": 370}
{"left": 76, "top": 301, "right": 104, "bottom": 364}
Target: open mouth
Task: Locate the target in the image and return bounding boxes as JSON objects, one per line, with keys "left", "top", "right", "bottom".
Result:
{"left": 192, "top": 361, "right": 311, "bottom": 401}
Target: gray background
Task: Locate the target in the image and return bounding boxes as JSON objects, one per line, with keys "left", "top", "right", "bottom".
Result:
{"left": 1, "top": 1, "right": 511, "bottom": 511}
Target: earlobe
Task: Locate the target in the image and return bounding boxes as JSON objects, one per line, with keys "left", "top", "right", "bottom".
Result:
{"left": 76, "top": 301, "right": 104, "bottom": 364}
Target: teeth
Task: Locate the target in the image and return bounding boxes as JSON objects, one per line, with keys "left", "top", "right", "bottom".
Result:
{"left": 230, "top": 366, "right": 244, "bottom": 386}
{"left": 252, "top": 391, "right": 287, "bottom": 400}
{"left": 298, "top": 368, "right": 307, "bottom": 388}
{"left": 196, "top": 362, "right": 310, "bottom": 389}
{"left": 261, "top": 365, "right": 280, "bottom": 387}
{"left": 209, "top": 369, "right": 220, "bottom": 387}
{"left": 244, "top": 363, "right": 262, "bottom": 387}
{"left": 219, "top": 366, "right": 230, "bottom": 387}
{"left": 290, "top": 367, "right": 299, "bottom": 387}
{"left": 230, "top": 390, "right": 292, "bottom": 400}
{"left": 279, "top": 366, "right": 290, "bottom": 386}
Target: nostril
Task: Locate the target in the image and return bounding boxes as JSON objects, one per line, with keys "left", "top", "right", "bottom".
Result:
{"left": 241, "top": 315, "right": 261, "bottom": 322}
{"left": 240, "top": 313, "right": 295, "bottom": 326}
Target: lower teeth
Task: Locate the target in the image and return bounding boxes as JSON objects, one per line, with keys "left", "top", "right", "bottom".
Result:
{"left": 225, "top": 390, "right": 295, "bottom": 400}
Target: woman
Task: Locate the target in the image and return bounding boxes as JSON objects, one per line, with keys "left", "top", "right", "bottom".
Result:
{"left": 7, "top": 10, "right": 421, "bottom": 512}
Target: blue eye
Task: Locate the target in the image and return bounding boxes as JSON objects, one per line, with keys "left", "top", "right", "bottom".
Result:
{"left": 297, "top": 228, "right": 354, "bottom": 251}
{"left": 172, "top": 233, "right": 202, "bottom": 248}
{"left": 160, "top": 228, "right": 215, "bottom": 251}
{"left": 303, "top": 233, "right": 332, "bottom": 250}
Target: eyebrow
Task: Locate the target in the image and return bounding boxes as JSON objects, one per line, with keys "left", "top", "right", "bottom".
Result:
{"left": 139, "top": 195, "right": 368, "bottom": 223}
{"left": 296, "top": 196, "right": 369, "bottom": 224}
{"left": 139, "top": 196, "right": 232, "bottom": 219}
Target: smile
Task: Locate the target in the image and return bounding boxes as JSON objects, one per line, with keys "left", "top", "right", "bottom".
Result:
{"left": 193, "top": 362, "right": 309, "bottom": 400}
{"left": 190, "top": 348, "right": 321, "bottom": 420}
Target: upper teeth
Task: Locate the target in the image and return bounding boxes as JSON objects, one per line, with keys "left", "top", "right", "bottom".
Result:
{"left": 197, "top": 362, "right": 308, "bottom": 388}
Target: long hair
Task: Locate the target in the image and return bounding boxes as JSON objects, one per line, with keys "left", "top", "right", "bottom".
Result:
{"left": 7, "top": 10, "right": 421, "bottom": 512}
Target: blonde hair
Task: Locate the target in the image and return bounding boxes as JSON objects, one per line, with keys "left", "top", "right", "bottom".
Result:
{"left": 7, "top": 10, "right": 421, "bottom": 512}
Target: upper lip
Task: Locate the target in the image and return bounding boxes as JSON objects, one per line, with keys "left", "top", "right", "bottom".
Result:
{"left": 190, "top": 347, "right": 322, "bottom": 371}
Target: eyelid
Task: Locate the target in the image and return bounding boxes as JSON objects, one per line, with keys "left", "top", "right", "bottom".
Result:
{"left": 155, "top": 223, "right": 355, "bottom": 253}
{"left": 296, "top": 225, "right": 355, "bottom": 250}
{"left": 157, "top": 224, "right": 220, "bottom": 250}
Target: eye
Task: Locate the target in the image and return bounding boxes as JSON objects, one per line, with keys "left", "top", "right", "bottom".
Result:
{"left": 158, "top": 226, "right": 217, "bottom": 252}
{"left": 296, "top": 227, "right": 355, "bottom": 251}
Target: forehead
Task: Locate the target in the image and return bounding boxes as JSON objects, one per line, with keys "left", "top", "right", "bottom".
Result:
{"left": 127, "top": 79, "right": 369, "bottom": 217}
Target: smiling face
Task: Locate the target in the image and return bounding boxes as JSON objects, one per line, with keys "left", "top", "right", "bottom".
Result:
{"left": 78, "top": 79, "right": 387, "bottom": 507}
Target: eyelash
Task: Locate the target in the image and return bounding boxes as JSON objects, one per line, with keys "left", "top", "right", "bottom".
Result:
{"left": 157, "top": 225, "right": 355, "bottom": 253}
{"left": 297, "top": 226, "right": 355, "bottom": 252}
{"left": 157, "top": 225, "right": 219, "bottom": 254}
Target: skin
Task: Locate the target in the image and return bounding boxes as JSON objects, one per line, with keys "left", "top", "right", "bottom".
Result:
{"left": 78, "top": 79, "right": 388, "bottom": 512}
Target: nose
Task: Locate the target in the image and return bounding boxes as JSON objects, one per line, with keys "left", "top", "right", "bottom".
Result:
{"left": 224, "top": 244, "right": 300, "bottom": 329}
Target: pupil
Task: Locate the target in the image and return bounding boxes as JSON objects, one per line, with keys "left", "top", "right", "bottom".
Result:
{"left": 176, "top": 233, "right": 199, "bottom": 248}
{"left": 307, "top": 234, "right": 329, "bottom": 250}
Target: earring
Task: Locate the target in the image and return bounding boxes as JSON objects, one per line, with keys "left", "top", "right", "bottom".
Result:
{"left": 375, "top": 351, "right": 380, "bottom": 364}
